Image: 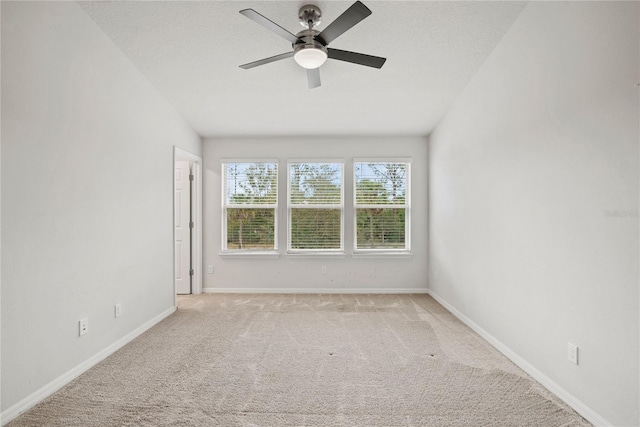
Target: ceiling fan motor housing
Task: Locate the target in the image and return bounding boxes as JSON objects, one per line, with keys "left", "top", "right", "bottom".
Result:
{"left": 294, "top": 29, "right": 327, "bottom": 49}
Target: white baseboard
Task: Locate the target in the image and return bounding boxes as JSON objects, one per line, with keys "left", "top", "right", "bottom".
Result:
{"left": 0, "top": 306, "right": 176, "bottom": 426}
{"left": 203, "top": 287, "right": 428, "bottom": 294}
{"left": 426, "top": 290, "right": 613, "bottom": 427}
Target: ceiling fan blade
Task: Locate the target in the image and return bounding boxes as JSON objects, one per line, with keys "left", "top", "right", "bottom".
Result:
{"left": 307, "top": 68, "right": 321, "bottom": 89}
{"left": 239, "top": 52, "right": 294, "bottom": 69}
{"left": 327, "top": 48, "right": 386, "bottom": 69}
{"left": 316, "top": 1, "right": 371, "bottom": 46}
{"left": 239, "top": 9, "right": 301, "bottom": 44}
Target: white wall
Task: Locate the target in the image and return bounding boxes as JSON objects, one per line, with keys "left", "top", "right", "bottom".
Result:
{"left": 428, "top": 2, "right": 639, "bottom": 426}
{"left": 1, "top": 1, "right": 201, "bottom": 419}
{"left": 203, "top": 137, "right": 428, "bottom": 292}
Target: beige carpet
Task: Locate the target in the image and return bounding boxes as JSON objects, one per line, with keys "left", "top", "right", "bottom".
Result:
{"left": 9, "top": 294, "right": 591, "bottom": 426}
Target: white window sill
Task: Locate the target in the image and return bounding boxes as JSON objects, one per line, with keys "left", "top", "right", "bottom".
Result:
{"left": 352, "top": 251, "right": 413, "bottom": 259}
{"left": 219, "top": 251, "right": 280, "bottom": 259}
{"left": 286, "top": 251, "right": 346, "bottom": 258}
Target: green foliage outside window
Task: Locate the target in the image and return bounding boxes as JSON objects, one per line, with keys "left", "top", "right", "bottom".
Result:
{"left": 356, "top": 208, "right": 405, "bottom": 249}
{"left": 290, "top": 209, "right": 341, "bottom": 249}
{"left": 226, "top": 208, "right": 275, "bottom": 249}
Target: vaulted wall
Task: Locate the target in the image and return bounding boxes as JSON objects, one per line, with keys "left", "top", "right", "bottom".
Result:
{"left": 1, "top": 1, "right": 201, "bottom": 419}
{"left": 429, "top": 2, "right": 639, "bottom": 425}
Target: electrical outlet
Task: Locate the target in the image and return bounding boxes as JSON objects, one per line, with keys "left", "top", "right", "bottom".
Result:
{"left": 79, "top": 318, "right": 89, "bottom": 336}
{"left": 321, "top": 266, "right": 327, "bottom": 275}
{"left": 567, "top": 343, "right": 579, "bottom": 365}
{"left": 115, "top": 303, "right": 122, "bottom": 318}
{"left": 208, "top": 265, "right": 214, "bottom": 274}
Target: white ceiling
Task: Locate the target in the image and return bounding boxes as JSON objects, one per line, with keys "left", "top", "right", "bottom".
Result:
{"left": 78, "top": 1, "right": 526, "bottom": 138}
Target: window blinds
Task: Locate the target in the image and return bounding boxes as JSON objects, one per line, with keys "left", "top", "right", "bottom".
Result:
{"left": 354, "top": 162, "right": 409, "bottom": 250}
{"left": 223, "top": 162, "right": 277, "bottom": 250}
{"left": 288, "top": 162, "right": 343, "bottom": 250}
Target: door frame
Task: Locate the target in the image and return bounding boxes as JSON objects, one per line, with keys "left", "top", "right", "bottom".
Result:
{"left": 173, "top": 147, "right": 203, "bottom": 301}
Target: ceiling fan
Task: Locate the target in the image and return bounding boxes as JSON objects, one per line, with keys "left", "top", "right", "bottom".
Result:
{"left": 239, "top": 1, "right": 386, "bottom": 89}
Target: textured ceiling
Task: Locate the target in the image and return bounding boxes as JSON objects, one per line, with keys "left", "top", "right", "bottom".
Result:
{"left": 78, "top": 1, "right": 526, "bottom": 138}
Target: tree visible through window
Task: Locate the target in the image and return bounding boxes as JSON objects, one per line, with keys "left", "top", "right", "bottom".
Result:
{"left": 223, "top": 162, "right": 277, "bottom": 250}
{"left": 354, "top": 162, "right": 409, "bottom": 250}
{"left": 288, "top": 162, "right": 343, "bottom": 251}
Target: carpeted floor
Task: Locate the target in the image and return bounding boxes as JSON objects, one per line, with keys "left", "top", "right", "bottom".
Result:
{"left": 9, "top": 294, "right": 591, "bottom": 426}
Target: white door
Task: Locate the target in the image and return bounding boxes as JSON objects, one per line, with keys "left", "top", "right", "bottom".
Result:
{"left": 175, "top": 160, "right": 192, "bottom": 294}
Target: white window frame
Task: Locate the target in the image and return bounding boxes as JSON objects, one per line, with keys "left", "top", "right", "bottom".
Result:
{"left": 221, "top": 160, "right": 279, "bottom": 254}
{"left": 353, "top": 158, "right": 411, "bottom": 254}
{"left": 287, "top": 159, "right": 345, "bottom": 254}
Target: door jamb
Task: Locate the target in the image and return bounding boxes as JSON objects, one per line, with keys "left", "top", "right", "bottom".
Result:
{"left": 173, "top": 147, "right": 203, "bottom": 304}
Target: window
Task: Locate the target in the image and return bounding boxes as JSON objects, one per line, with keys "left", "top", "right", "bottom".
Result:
{"left": 354, "top": 161, "right": 410, "bottom": 251}
{"left": 222, "top": 162, "right": 277, "bottom": 251}
{"left": 288, "top": 162, "right": 343, "bottom": 251}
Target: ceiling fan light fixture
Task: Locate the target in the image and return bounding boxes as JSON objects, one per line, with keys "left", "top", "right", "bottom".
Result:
{"left": 294, "top": 46, "right": 328, "bottom": 69}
